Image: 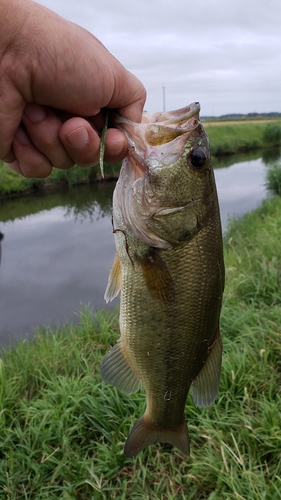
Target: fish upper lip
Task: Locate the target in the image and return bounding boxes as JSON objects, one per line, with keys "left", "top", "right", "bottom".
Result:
{"left": 114, "top": 102, "right": 201, "bottom": 129}
{"left": 113, "top": 102, "right": 202, "bottom": 179}
{"left": 158, "top": 103, "right": 200, "bottom": 127}
{"left": 114, "top": 103, "right": 200, "bottom": 154}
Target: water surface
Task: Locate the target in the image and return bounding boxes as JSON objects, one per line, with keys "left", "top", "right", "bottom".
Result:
{"left": 0, "top": 152, "right": 275, "bottom": 345}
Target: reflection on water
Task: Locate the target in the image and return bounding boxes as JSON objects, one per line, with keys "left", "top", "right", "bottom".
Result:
{"left": 215, "top": 157, "right": 269, "bottom": 230}
{"left": 0, "top": 183, "right": 117, "bottom": 345}
{"left": 0, "top": 182, "right": 115, "bottom": 223}
{"left": 211, "top": 147, "right": 280, "bottom": 170}
{"left": 0, "top": 153, "right": 277, "bottom": 344}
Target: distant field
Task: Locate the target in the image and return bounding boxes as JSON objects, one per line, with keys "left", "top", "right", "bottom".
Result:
{"left": 205, "top": 119, "right": 281, "bottom": 156}
{"left": 204, "top": 119, "right": 280, "bottom": 126}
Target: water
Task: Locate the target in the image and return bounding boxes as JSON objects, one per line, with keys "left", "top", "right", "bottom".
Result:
{"left": 0, "top": 183, "right": 118, "bottom": 345}
{"left": 0, "top": 152, "right": 275, "bottom": 345}
{"left": 214, "top": 157, "right": 268, "bottom": 230}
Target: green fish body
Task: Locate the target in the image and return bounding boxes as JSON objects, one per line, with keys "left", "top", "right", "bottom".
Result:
{"left": 101, "top": 103, "right": 224, "bottom": 457}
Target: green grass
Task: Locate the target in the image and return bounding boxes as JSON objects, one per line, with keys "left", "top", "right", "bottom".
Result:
{"left": 266, "top": 161, "right": 281, "bottom": 195}
{"left": 205, "top": 121, "right": 281, "bottom": 156}
{"left": 0, "top": 196, "right": 281, "bottom": 499}
{"left": 0, "top": 160, "right": 120, "bottom": 197}
{"left": 0, "top": 163, "right": 35, "bottom": 194}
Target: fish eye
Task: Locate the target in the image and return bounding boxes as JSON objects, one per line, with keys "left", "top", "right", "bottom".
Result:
{"left": 189, "top": 148, "right": 207, "bottom": 168}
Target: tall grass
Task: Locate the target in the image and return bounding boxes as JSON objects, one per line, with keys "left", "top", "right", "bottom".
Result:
{"left": 0, "top": 196, "right": 281, "bottom": 499}
{"left": 0, "top": 162, "right": 35, "bottom": 195}
{"left": 205, "top": 121, "right": 281, "bottom": 156}
{"left": 266, "top": 161, "right": 281, "bottom": 195}
{"left": 263, "top": 123, "right": 281, "bottom": 146}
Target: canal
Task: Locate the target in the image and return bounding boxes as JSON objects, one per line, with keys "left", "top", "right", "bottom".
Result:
{"left": 0, "top": 151, "right": 277, "bottom": 345}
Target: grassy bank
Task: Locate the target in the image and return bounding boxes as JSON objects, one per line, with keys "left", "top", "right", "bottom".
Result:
{"left": 266, "top": 162, "right": 281, "bottom": 195}
{"left": 1, "top": 119, "right": 281, "bottom": 197}
{"left": 204, "top": 120, "right": 281, "bottom": 156}
{"left": 0, "top": 195, "right": 281, "bottom": 499}
{"left": 0, "top": 160, "right": 120, "bottom": 197}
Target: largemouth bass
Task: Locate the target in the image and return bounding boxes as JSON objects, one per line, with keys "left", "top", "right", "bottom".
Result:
{"left": 101, "top": 102, "right": 224, "bottom": 458}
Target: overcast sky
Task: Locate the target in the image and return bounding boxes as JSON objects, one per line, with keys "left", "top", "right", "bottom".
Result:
{"left": 37, "top": 0, "right": 281, "bottom": 116}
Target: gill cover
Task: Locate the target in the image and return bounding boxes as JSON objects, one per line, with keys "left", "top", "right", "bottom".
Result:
{"left": 113, "top": 102, "right": 212, "bottom": 249}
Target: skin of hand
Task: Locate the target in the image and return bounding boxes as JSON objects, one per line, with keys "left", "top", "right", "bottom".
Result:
{"left": 0, "top": 0, "right": 146, "bottom": 178}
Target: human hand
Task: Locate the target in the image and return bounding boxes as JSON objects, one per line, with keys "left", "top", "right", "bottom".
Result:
{"left": 0, "top": 0, "right": 146, "bottom": 178}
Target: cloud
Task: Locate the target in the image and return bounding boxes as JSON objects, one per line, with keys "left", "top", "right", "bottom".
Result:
{"left": 37, "top": 0, "right": 281, "bottom": 115}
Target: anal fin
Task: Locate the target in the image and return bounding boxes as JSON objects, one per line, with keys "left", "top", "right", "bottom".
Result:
{"left": 100, "top": 339, "right": 142, "bottom": 394}
{"left": 104, "top": 253, "right": 121, "bottom": 303}
{"left": 124, "top": 414, "right": 190, "bottom": 458}
{"left": 191, "top": 332, "right": 223, "bottom": 408}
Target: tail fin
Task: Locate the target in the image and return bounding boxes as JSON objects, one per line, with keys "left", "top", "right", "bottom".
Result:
{"left": 124, "top": 414, "right": 190, "bottom": 458}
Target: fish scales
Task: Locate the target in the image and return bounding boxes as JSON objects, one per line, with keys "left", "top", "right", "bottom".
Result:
{"left": 121, "top": 214, "right": 222, "bottom": 418}
{"left": 101, "top": 102, "right": 224, "bottom": 458}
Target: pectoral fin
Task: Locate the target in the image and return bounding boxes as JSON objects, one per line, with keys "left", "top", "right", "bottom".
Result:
{"left": 136, "top": 248, "right": 175, "bottom": 303}
{"left": 100, "top": 339, "right": 142, "bottom": 394}
{"left": 191, "top": 332, "right": 222, "bottom": 408}
{"left": 104, "top": 254, "right": 121, "bottom": 303}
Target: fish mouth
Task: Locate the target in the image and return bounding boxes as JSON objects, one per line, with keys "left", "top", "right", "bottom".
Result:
{"left": 115, "top": 102, "right": 200, "bottom": 124}
{"left": 114, "top": 102, "right": 201, "bottom": 176}
{"left": 141, "top": 102, "right": 201, "bottom": 127}
{"left": 114, "top": 102, "right": 200, "bottom": 136}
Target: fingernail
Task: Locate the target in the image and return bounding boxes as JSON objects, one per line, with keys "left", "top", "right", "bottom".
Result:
{"left": 24, "top": 103, "right": 46, "bottom": 122}
{"left": 14, "top": 127, "right": 30, "bottom": 145}
{"left": 66, "top": 127, "right": 90, "bottom": 149}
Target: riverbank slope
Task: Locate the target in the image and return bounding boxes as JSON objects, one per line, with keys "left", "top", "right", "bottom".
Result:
{"left": 1, "top": 119, "right": 280, "bottom": 198}
{"left": 0, "top": 195, "right": 280, "bottom": 498}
